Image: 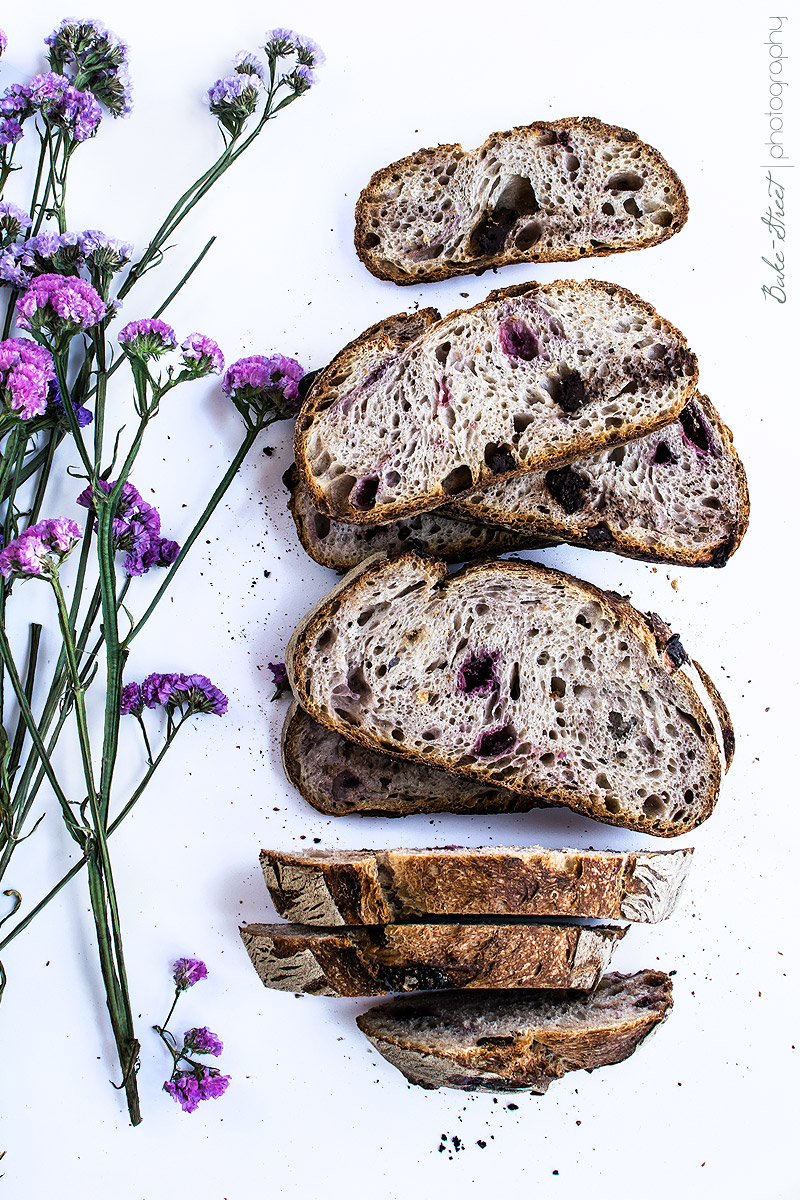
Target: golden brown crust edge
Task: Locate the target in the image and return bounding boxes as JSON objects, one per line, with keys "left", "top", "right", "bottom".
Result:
{"left": 354, "top": 117, "right": 689, "bottom": 285}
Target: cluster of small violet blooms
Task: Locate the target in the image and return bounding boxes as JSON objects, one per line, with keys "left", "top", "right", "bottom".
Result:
{"left": 157, "top": 959, "right": 230, "bottom": 1114}
{"left": 0, "top": 336, "right": 56, "bottom": 420}
{"left": 207, "top": 28, "right": 324, "bottom": 135}
{"left": 0, "top": 517, "right": 82, "bottom": 579}
{"left": 116, "top": 319, "right": 224, "bottom": 378}
{"left": 0, "top": 19, "right": 131, "bottom": 147}
{"left": 120, "top": 674, "right": 228, "bottom": 719}
{"left": 76, "top": 479, "right": 180, "bottom": 577}
{"left": 0, "top": 228, "right": 132, "bottom": 297}
{"left": 16, "top": 272, "right": 109, "bottom": 340}
{"left": 267, "top": 661, "right": 289, "bottom": 701}
{"left": 222, "top": 353, "right": 304, "bottom": 425}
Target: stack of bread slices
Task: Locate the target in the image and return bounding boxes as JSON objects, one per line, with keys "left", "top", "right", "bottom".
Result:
{"left": 241, "top": 846, "right": 685, "bottom": 1092}
{"left": 250, "top": 117, "right": 744, "bottom": 1093}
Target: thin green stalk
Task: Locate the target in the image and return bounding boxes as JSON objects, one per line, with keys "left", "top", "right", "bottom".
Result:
{"left": 125, "top": 424, "right": 260, "bottom": 645}
{"left": 51, "top": 571, "right": 141, "bottom": 1125}
{"left": 7, "top": 624, "right": 42, "bottom": 781}
{"left": 52, "top": 352, "right": 92, "bottom": 475}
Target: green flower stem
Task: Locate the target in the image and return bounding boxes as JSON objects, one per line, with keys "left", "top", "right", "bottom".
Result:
{"left": 0, "top": 727, "right": 177, "bottom": 953}
{"left": 50, "top": 570, "right": 142, "bottom": 1125}
{"left": 7, "top": 624, "right": 42, "bottom": 786}
{"left": 125, "top": 423, "right": 261, "bottom": 646}
{"left": 92, "top": 330, "right": 108, "bottom": 469}
{"left": 28, "top": 127, "right": 49, "bottom": 223}
{"left": 0, "top": 434, "right": 65, "bottom": 504}
{"left": 52, "top": 351, "right": 93, "bottom": 476}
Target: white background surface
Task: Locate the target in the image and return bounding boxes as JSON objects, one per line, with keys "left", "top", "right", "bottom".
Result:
{"left": 1, "top": 1, "right": 798, "bottom": 1196}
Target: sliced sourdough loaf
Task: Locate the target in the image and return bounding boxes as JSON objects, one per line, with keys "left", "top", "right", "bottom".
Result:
{"left": 356, "top": 969, "right": 673, "bottom": 1092}
{"left": 287, "top": 390, "right": 748, "bottom": 570}
{"left": 239, "top": 920, "right": 626, "bottom": 996}
{"left": 286, "top": 552, "right": 732, "bottom": 836}
{"left": 259, "top": 845, "right": 693, "bottom": 926}
{"left": 295, "top": 280, "right": 698, "bottom": 526}
{"left": 281, "top": 700, "right": 542, "bottom": 817}
{"left": 354, "top": 117, "right": 687, "bottom": 285}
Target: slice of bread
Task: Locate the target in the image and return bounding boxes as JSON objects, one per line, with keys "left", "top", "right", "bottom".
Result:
{"left": 295, "top": 280, "right": 698, "bottom": 525}
{"left": 259, "top": 846, "right": 693, "bottom": 926}
{"left": 356, "top": 969, "right": 673, "bottom": 1092}
{"left": 355, "top": 117, "right": 687, "bottom": 285}
{"left": 287, "top": 389, "right": 748, "bottom": 570}
{"left": 239, "top": 919, "right": 627, "bottom": 996}
{"left": 284, "top": 464, "right": 556, "bottom": 572}
{"left": 286, "top": 552, "right": 732, "bottom": 836}
{"left": 281, "top": 700, "right": 544, "bottom": 817}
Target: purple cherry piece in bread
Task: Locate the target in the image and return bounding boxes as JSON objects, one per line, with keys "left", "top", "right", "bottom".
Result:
{"left": 350, "top": 476, "right": 379, "bottom": 511}
{"left": 457, "top": 649, "right": 500, "bottom": 697}
{"left": 473, "top": 723, "right": 516, "bottom": 757}
{"left": 498, "top": 317, "right": 539, "bottom": 361}
{"left": 557, "top": 370, "right": 588, "bottom": 413}
{"left": 679, "top": 402, "right": 712, "bottom": 454}
{"left": 544, "top": 466, "right": 588, "bottom": 513}
{"left": 651, "top": 442, "right": 677, "bottom": 466}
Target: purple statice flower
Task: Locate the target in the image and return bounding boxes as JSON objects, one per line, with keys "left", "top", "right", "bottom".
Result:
{"left": 45, "top": 18, "right": 132, "bottom": 118}
{"left": 181, "top": 333, "right": 224, "bottom": 377}
{"left": 172, "top": 958, "right": 208, "bottom": 990}
{"left": 0, "top": 244, "right": 35, "bottom": 288}
{"left": 0, "top": 83, "right": 34, "bottom": 121}
{"left": 293, "top": 34, "right": 326, "bottom": 69}
{"left": 29, "top": 72, "right": 102, "bottom": 141}
{"left": 118, "top": 318, "right": 176, "bottom": 360}
{"left": 268, "top": 661, "right": 289, "bottom": 701}
{"left": 222, "top": 353, "right": 305, "bottom": 425}
{"left": 0, "top": 117, "right": 24, "bottom": 145}
{"left": 207, "top": 73, "right": 260, "bottom": 134}
{"left": 0, "top": 202, "right": 33, "bottom": 242}
{"left": 163, "top": 1072, "right": 202, "bottom": 1114}
{"left": 17, "top": 273, "right": 107, "bottom": 337}
{"left": 265, "top": 29, "right": 325, "bottom": 72}
{"left": 120, "top": 681, "right": 143, "bottom": 716}
{"left": 184, "top": 1027, "right": 223, "bottom": 1057}
{"left": 25, "top": 230, "right": 84, "bottom": 273}
{"left": 0, "top": 30, "right": 6, "bottom": 57}
{"left": 0, "top": 517, "right": 82, "bottom": 580}
{"left": 286, "top": 64, "right": 316, "bottom": 94}
{"left": 164, "top": 1069, "right": 230, "bottom": 1113}
{"left": 46, "top": 379, "right": 93, "bottom": 427}
{"left": 0, "top": 337, "right": 56, "bottom": 420}
{"left": 138, "top": 672, "right": 228, "bottom": 717}
{"left": 234, "top": 50, "right": 264, "bottom": 79}
{"left": 79, "top": 229, "right": 133, "bottom": 271}
{"left": 76, "top": 478, "right": 176, "bottom": 576}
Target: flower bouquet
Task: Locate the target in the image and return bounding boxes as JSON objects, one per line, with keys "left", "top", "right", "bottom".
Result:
{"left": 0, "top": 19, "right": 323, "bottom": 1125}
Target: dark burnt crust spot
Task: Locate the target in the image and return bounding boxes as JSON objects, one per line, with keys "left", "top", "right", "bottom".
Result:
{"left": 470, "top": 206, "right": 519, "bottom": 256}
{"left": 376, "top": 963, "right": 457, "bottom": 993}
{"left": 709, "top": 534, "right": 736, "bottom": 568}
{"left": 545, "top": 466, "right": 589, "bottom": 514}
{"left": 476, "top": 1035, "right": 518, "bottom": 1047}
{"left": 585, "top": 523, "right": 613, "bottom": 545}
{"left": 557, "top": 370, "right": 587, "bottom": 413}
{"left": 664, "top": 633, "right": 689, "bottom": 669}
{"left": 297, "top": 369, "right": 319, "bottom": 402}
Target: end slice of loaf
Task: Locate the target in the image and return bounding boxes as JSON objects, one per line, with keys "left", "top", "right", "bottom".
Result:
{"left": 295, "top": 280, "right": 698, "bottom": 526}
{"left": 356, "top": 970, "right": 673, "bottom": 1091}
{"left": 282, "top": 700, "right": 551, "bottom": 818}
{"left": 284, "top": 464, "right": 557, "bottom": 572}
{"left": 286, "top": 552, "right": 731, "bottom": 836}
{"left": 239, "top": 920, "right": 626, "bottom": 996}
{"left": 259, "top": 845, "right": 693, "bottom": 926}
{"left": 355, "top": 117, "right": 687, "bottom": 285}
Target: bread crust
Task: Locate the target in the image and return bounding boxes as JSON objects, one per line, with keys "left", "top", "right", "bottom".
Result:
{"left": 259, "top": 845, "right": 694, "bottom": 925}
{"left": 239, "top": 919, "right": 627, "bottom": 996}
{"left": 295, "top": 280, "right": 699, "bottom": 526}
{"left": 356, "top": 969, "right": 673, "bottom": 1092}
{"left": 285, "top": 551, "right": 727, "bottom": 837}
{"left": 354, "top": 117, "right": 688, "bottom": 285}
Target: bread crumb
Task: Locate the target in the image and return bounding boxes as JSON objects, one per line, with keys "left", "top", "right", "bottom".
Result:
{"left": 671, "top": 579, "right": 679, "bottom": 591}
